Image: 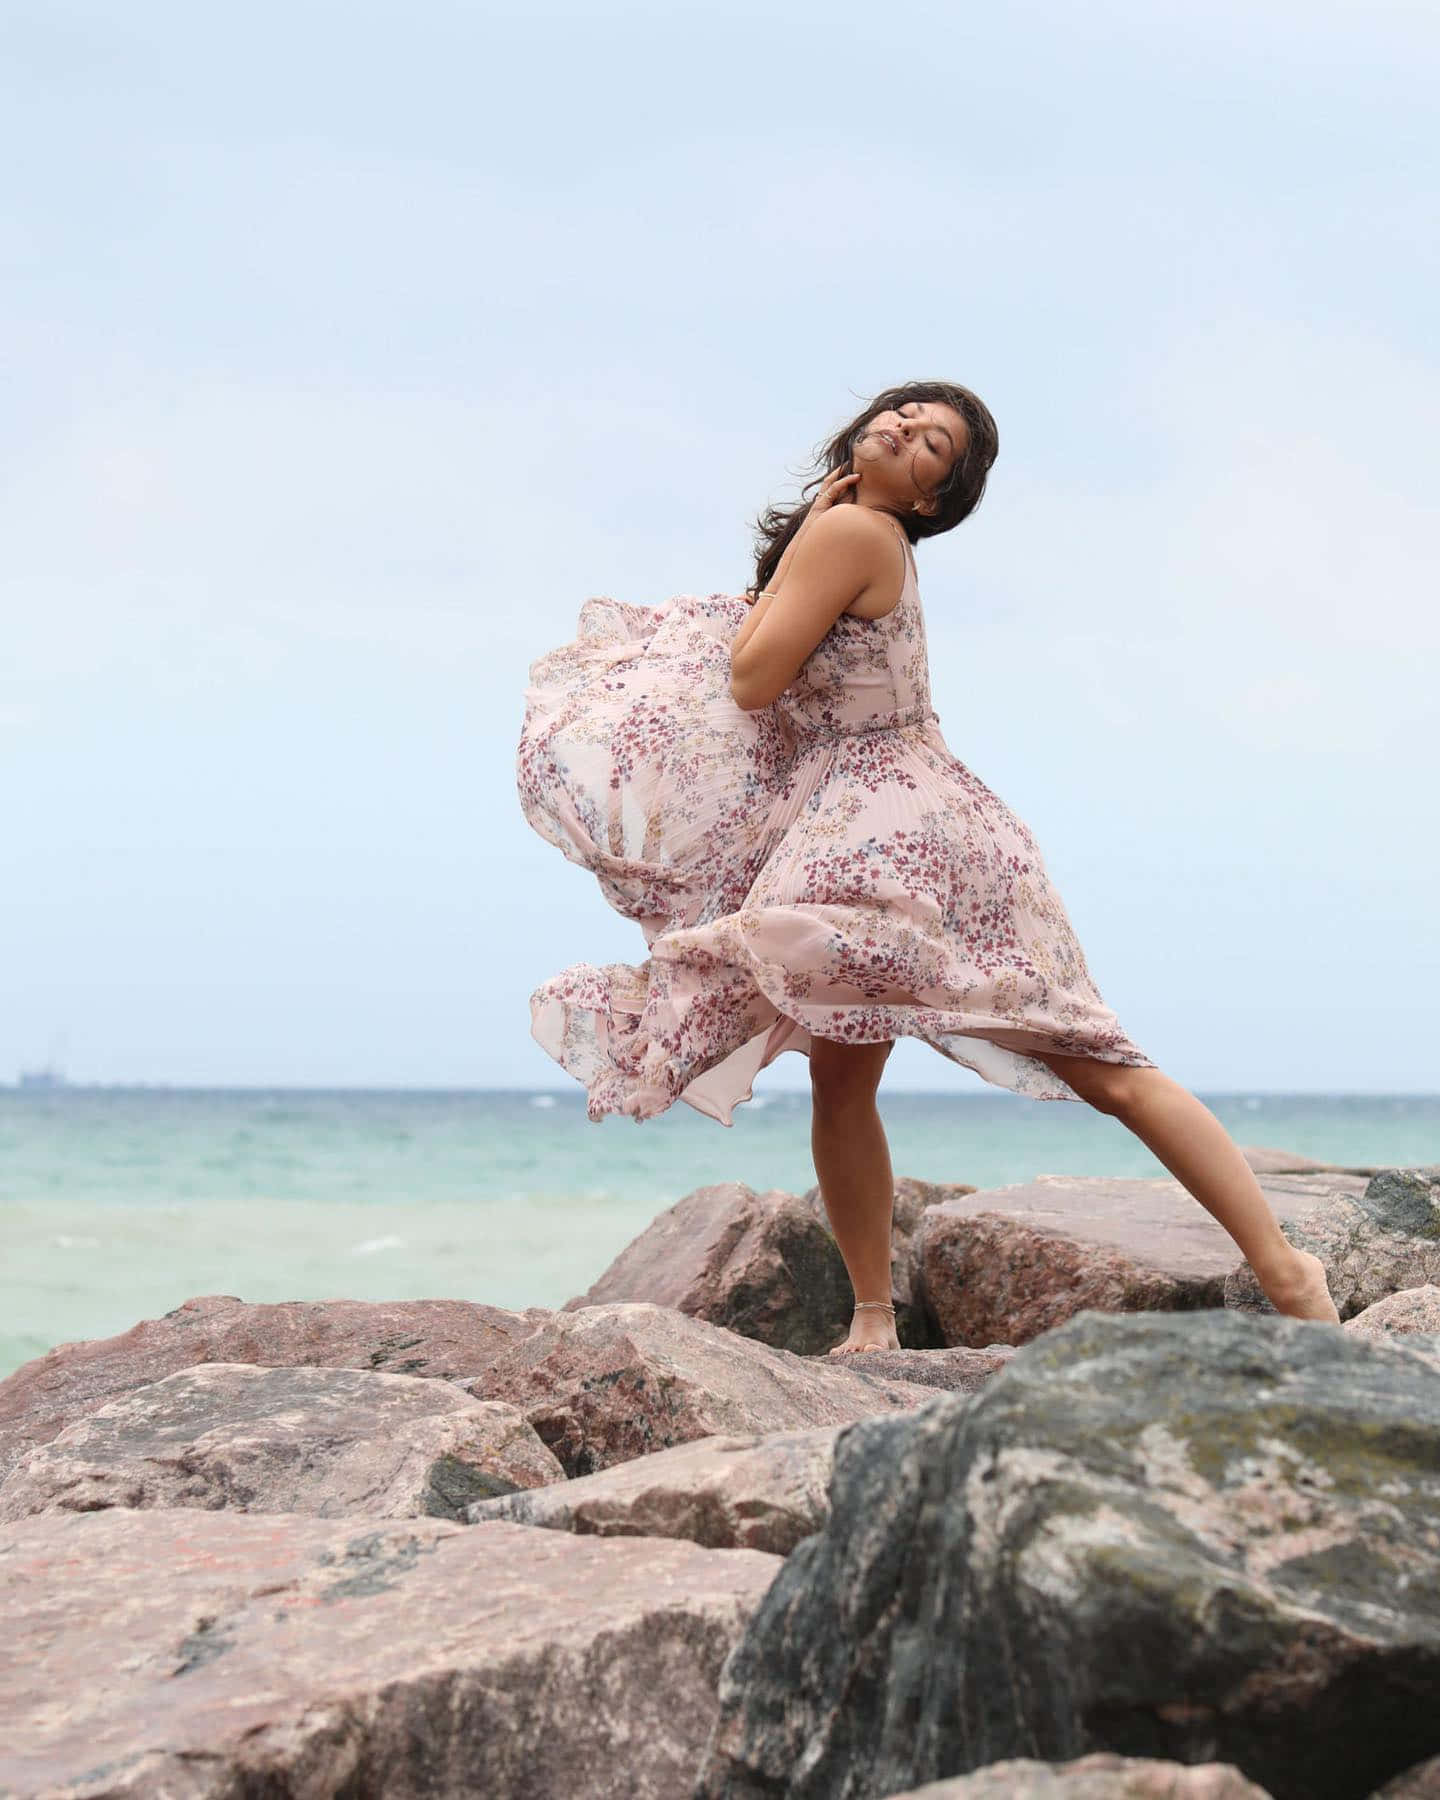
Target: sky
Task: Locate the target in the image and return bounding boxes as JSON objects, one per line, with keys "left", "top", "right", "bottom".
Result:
{"left": 3, "top": 0, "right": 1435, "bottom": 1094}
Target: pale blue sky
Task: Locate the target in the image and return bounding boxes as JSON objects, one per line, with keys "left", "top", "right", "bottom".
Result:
{"left": 4, "top": 1, "right": 1435, "bottom": 1093}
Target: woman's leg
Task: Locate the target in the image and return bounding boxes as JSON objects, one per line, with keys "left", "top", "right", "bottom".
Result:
{"left": 1031, "top": 1051, "right": 1341, "bottom": 1324}
{"left": 809, "top": 1034, "right": 902, "bottom": 1353}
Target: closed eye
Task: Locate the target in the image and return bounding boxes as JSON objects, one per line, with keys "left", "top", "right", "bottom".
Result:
{"left": 899, "top": 404, "right": 945, "bottom": 456}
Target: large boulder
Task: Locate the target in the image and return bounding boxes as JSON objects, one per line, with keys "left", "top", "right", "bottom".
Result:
{"left": 0, "top": 1363, "right": 564, "bottom": 1524}
{"left": 1226, "top": 1168, "right": 1440, "bottom": 1318}
{"left": 694, "top": 1309, "right": 1440, "bottom": 1800}
{"left": 0, "top": 1293, "right": 549, "bottom": 1483}
{"left": 469, "top": 1424, "right": 842, "bottom": 1554}
{"left": 465, "top": 1302, "right": 971, "bottom": 1477}
{"left": 913, "top": 1171, "right": 1365, "bottom": 1347}
{"left": 0, "top": 1509, "right": 779, "bottom": 1799}
{"left": 564, "top": 1177, "right": 969, "bottom": 1354}
{"left": 877, "top": 1754, "right": 1273, "bottom": 1796}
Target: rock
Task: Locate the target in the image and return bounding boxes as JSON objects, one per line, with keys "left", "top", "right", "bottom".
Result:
{"left": 1225, "top": 1169, "right": 1440, "bottom": 1318}
{"left": 465, "top": 1302, "right": 960, "bottom": 1476}
{"left": 1351, "top": 1166, "right": 1440, "bottom": 1239}
{"left": 877, "top": 1752, "right": 1273, "bottom": 1796}
{"left": 1344, "top": 1289, "right": 1440, "bottom": 1375}
{"left": 468, "top": 1424, "right": 841, "bottom": 1554}
{"left": 564, "top": 1176, "right": 969, "bottom": 1354}
{"left": 468, "top": 1352, "right": 1012, "bottom": 1551}
{"left": 0, "top": 1293, "right": 549, "bottom": 1484}
{"left": 1373, "top": 1752, "right": 1440, "bottom": 1797}
{"left": 1347, "top": 1285, "right": 1440, "bottom": 1343}
{"left": 0, "top": 1509, "right": 779, "bottom": 1800}
{"left": 1239, "top": 1144, "right": 1384, "bottom": 1177}
{"left": 829, "top": 1345, "right": 1017, "bottom": 1393}
{"left": 0, "top": 1363, "right": 564, "bottom": 1525}
{"left": 694, "top": 1309, "right": 1440, "bottom": 1800}
{"left": 912, "top": 1172, "right": 1359, "bottom": 1348}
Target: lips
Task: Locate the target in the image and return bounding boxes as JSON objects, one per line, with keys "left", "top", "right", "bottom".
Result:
{"left": 876, "top": 429, "right": 900, "bottom": 454}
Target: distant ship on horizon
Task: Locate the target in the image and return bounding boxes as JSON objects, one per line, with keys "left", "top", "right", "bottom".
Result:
{"left": 17, "top": 1064, "right": 69, "bottom": 1090}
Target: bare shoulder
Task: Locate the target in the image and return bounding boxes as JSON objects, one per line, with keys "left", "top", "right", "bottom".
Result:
{"left": 813, "top": 505, "right": 908, "bottom": 619}
{"left": 803, "top": 503, "right": 899, "bottom": 553}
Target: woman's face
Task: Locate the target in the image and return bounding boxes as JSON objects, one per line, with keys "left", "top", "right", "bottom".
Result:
{"left": 852, "top": 398, "right": 969, "bottom": 516}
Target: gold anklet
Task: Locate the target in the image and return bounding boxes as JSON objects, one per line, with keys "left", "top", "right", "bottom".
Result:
{"left": 852, "top": 1300, "right": 895, "bottom": 1316}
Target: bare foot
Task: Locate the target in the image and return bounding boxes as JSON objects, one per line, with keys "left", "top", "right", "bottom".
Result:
{"left": 1258, "top": 1248, "right": 1342, "bottom": 1325}
{"left": 828, "top": 1304, "right": 901, "bottom": 1356}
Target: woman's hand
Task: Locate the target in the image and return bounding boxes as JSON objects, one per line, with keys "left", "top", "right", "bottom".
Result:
{"left": 743, "top": 463, "right": 861, "bottom": 608}
{"left": 805, "top": 462, "right": 861, "bottom": 520}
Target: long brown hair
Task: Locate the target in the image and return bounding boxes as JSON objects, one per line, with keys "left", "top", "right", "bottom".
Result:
{"left": 747, "top": 380, "right": 999, "bottom": 598}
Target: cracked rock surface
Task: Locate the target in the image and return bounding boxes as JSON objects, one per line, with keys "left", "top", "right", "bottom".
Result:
{"left": 0, "top": 1508, "right": 779, "bottom": 1798}
{"left": 0, "top": 1361, "right": 563, "bottom": 1523}
{"left": 0, "top": 1293, "right": 549, "bottom": 1484}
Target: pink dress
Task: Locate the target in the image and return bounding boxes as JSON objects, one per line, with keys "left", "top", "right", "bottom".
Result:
{"left": 516, "top": 539, "right": 1157, "bottom": 1124}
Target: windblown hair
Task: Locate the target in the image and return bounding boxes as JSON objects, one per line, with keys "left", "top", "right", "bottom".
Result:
{"left": 747, "top": 380, "right": 999, "bottom": 599}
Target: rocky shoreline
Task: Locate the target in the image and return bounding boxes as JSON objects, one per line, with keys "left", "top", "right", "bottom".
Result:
{"left": 1, "top": 1151, "right": 1438, "bottom": 1798}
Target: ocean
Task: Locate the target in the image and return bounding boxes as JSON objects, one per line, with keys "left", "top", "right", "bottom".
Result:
{"left": 3, "top": 1087, "right": 1436, "bottom": 1383}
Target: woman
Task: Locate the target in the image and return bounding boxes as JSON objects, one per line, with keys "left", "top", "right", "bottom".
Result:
{"left": 516, "top": 380, "right": 1341, "bottom": 1351}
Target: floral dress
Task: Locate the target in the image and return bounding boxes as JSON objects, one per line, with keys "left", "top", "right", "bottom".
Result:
{"left": 516, "top": 539, "right": 1157, "bottom": 1124}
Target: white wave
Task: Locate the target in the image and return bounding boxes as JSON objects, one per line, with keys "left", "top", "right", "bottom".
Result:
{"left": 52, "top": 1234, "right": 101, "bottom": 1249}
{"left": 349, "top": 1234, "right": 407, "bottom": 1256}
{"left": 529, "top": 1094, "right": 558, "bottom": 1108}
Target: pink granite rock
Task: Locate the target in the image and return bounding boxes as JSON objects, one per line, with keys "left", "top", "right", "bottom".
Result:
{"left": 0, "top": 1508, "right": 779, "bottom": 1798}
{"left": 0, "top": 1363, "right": 564, "bottom": 1524}
{"left": 470, "top": 1424, "right": 841, "bottom": 1554}
{"left": 1346, "top": 1284, "right": 1440, "bottom": 1341}
{"left": 914, "top": 1172, "right": 1362, "bottom": 1347}
{"left": 467, "top": 1301, "right": 951, "bottom": 1476}
{"left": 564, "top": 1176, "right": 970, "bottom": 1353}
{"left": 0, "top": 1293, "right": 549, "bottom": 1483}
{"left": 1238, "top": 1144, "right": 1383, "bottom": 1178}
{"left": 877, "top": 1751, "right": 1273, "bottom": 1796}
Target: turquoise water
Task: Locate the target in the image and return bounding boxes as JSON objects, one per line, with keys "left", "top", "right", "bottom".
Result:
{"left": 2, "top": 1087, "right": 1435, "bottom": 1382}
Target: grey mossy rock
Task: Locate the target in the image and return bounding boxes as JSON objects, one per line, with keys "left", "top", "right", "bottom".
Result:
{"left": 1351, "top": 1167, "right": 1440, "bottom": 1239}
{"left": 694, "top": 1308, "right": 1440, "bottom": 1800}
{"left": 0, "top": 1292, "right": 550, "bottom": 1484}
{"left": 468, "top": 1423, "right": 842, "bottom": 1554}
{"left": 0, "top": 1362, "right": 564, "bottom": 1524}
{"left": 565, "top": 1176, "right": 967, "bottom": 1354}
{"left": 1226, "top": 1167, "right": 1440, "bottom": 1318}
{"left": 875, "top": 1752, "right": 1274, "bottom": 1796}
{"left": 0, "top": 1509, "right": 779, "bottom": 1799}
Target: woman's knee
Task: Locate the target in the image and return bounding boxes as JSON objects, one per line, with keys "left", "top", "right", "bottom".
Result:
{"left": 1033, "top": 1049, "right": 1150, "bottom": 1116}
